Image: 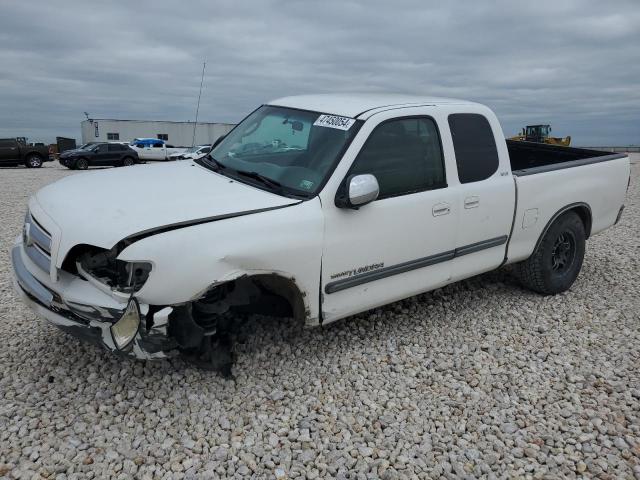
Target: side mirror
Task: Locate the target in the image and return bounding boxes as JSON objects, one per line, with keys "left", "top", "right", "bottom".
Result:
{"left": 336, "top": 174, "right": 379, "bottom": 209}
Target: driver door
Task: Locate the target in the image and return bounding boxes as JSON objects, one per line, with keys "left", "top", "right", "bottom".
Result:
{"left": 320, "top": 113, "right": 458, "bottom": 323}
{"left": 93, "top": 143, "right": 111, "bottom": 165}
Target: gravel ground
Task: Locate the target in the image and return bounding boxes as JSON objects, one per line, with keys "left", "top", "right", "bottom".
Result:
{"left": 1, "top": 160, "right": 639, "bottom": 480}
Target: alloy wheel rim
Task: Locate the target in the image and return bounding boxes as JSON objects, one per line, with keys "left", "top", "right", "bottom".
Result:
{"left": 551, "top": 231, "right": 576, "bottom": 272}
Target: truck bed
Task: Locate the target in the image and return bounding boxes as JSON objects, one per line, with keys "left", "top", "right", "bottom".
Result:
{"left": 507, "top": 140, "right": 627, "bottom": 176}
{"left": 505, "top": 141, "right": 630, "bottom": 266}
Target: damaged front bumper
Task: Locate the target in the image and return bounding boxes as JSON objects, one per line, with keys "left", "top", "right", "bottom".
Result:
{"left": 11, "top": 243, "right": 177, "bottom": 360}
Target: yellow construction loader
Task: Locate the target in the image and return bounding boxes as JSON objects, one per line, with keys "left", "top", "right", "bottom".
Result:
{"left": 510, "top": 125, "right": 571, "bottom": 146}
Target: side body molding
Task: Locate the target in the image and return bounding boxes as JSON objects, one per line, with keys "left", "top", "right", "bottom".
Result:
{"left": 325, "top": 235, "right": 508, "bottom": 294}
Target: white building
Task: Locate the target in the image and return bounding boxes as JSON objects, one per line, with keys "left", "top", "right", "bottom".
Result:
{"left": 80, "top": 118, "right": 235, "bottom": 146}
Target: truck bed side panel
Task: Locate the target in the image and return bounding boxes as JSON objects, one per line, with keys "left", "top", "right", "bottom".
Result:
{"left": 506, "top": 156, "right": 629, "bottom": 264}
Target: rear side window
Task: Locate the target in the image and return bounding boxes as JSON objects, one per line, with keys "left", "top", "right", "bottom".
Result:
{"left": 152, "top": 143, "right": 163, "bottom": 148}
{"left": 107, "top": 144, "right": 120, "bottom": 152}
{"left": 448, "top": 113, "right": 499, "bottom": 183}
{"left": 350, "top": 117, "right": 446, "bottom": 199}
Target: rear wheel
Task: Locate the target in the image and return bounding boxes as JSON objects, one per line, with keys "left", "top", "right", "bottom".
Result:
{"left": 25, "top": 154, "right": 43, "bottom": 168}
{"left": 516, "top": 211, "right": 585, "bottom": 294}
{"left": 75, "top": 158, "right": 89, "bottom": 170}
{"left": 122, "top": 156, "right": 135, "bottom": 167}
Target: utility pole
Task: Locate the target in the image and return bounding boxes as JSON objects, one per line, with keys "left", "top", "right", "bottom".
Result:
{"left": 191, "top": 61, "right": 206, "bottom": 147}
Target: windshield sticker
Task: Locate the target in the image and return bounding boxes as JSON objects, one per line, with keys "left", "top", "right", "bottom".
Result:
{"left": 299, "top": 179, "right": 314, "bottom": 190}
{"left": 313, "top": 114, "right": 356, "bottom": 131}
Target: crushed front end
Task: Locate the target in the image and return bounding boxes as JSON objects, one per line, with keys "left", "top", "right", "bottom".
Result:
{"left": 11, "top": 209, "right": 178, "bottom": 360}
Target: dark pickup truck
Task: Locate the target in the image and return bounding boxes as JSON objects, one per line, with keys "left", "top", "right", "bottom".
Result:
{"left": 0, "top": 138, "right": 51, "bottom": 168}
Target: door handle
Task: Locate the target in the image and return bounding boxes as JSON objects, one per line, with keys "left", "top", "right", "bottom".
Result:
{"left": 432, "top": 202, "right": 451, "bottom": 216}
{"left": 464, "top": 196, "right": 480, "bottom": 209}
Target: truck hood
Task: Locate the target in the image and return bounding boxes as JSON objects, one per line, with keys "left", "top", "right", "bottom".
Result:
{"left": 33, "top": 161, "right": 300, "bottom": 265}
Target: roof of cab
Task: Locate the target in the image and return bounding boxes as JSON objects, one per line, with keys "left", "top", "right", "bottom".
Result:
{"left": 268, "top": 93, "right": 476, "bottom": 119}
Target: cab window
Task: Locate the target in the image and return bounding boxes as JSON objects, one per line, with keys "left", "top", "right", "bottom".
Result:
{"left": 349, "top": 117, "right": 446, "bottom": 199}
{"left": 448, "top": 113, "right": 499, "bottom": 183}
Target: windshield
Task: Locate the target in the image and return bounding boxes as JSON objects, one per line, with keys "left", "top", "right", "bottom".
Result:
{"left": 206, "top": 105, "right": 362, "bottom": 196}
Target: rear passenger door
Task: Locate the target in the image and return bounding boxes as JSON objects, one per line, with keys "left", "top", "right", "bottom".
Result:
{"left": 107, "top": 144, "right": 124, "bottom": 165}
{"left": 320, "top": 112, "right": 458, "bottom": 322}
{"left": 447, "top": 111, "right": 515, "bottom": 281}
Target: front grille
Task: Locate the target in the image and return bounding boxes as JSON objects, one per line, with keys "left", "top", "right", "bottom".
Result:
{"left": 24, "top": 211, "right": 52, "bottom": 274}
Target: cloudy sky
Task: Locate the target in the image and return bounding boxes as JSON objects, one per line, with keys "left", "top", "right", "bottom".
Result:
{"left": 1, "top": 0, "right": 638, "bottom": 145}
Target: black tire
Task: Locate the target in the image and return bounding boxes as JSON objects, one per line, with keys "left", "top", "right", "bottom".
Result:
{"left": 122, "top": 156, "right": 135, "bottom": 167}
{"left": 75, "top": 158, "right": 89, "bottom": 170}
{"left": 516, "top": 211, "right": 586, "bottom": 295}
{"left": 25, "top": 154, "right": 43, "bottom": 168}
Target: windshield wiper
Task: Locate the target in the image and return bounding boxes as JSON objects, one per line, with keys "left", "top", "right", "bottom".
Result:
{"left": 208, "top": 155, "right": 227, "bottom": 170}
{"left": 197, "top": 154, "right": 226, "bottom": 172}
{"left": 197, "top": 157, "right": 294, "bottom": 196}
{"left": 234, "top": 170, "right": 283, "bottom": 191}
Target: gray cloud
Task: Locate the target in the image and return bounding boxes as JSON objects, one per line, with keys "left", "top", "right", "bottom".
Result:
{"left": 0, "top": 0, "right": 638, "bottom": 145}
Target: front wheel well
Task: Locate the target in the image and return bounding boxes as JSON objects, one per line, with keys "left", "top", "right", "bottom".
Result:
{"left": 165, "top": 274, "right": 309, "bottom": 374}
{"left": 167, "top": 274, "right": 308, "bottom": 346}
{"left": 246, "top": 273, "right": 308, "bottom": 323}
{"left": 203, "top": 273, "right": 308, "bottom": 323}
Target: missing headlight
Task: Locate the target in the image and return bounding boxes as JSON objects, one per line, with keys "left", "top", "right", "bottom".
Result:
{"left": 76, "top": 246, "right": 151, "bottom": 293}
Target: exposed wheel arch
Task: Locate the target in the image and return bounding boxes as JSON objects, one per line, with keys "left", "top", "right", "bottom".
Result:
{"left": 247, "top": 273, "right": 309, "bottom": 324}
{"left": 193, "top": 273, "right": 309, "bottom": 325}
{"left": 166, "top": 272, "right": 310, "bottom": 375}
{"left": 167, "top": 272, "right": 310, "bottom": 345}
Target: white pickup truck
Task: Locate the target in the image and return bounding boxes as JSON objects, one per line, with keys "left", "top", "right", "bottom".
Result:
{"left": 129, "top": 138, "right": 187, "bottom": 161}
{"left": 12, "top": 94, "right": 630, "bottom": 373}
